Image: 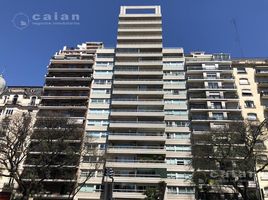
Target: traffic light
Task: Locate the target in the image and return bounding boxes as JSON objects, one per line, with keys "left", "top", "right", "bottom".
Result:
{"left": 104, "top": 167, "right": 114, "bottom": 178}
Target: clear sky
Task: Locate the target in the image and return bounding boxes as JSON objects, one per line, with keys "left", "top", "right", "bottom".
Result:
{"left": 1, "top": 0, "right": 268, "bottom": 86}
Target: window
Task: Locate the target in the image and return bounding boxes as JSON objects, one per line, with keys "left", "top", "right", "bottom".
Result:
{"left": 164, "top": 71, "right": 185, "bottom": 76}
{"left": 212, "top": 113, "right": 224, "bottom": 120}
{"left": 212, "top": 123, "right": 227, "bottom": 129}
{"left": 89, "top": 109, "right": 110, "bottom": 114}
{"left": 5, "top": 109, "right": 13, "bottom": 115}
{"left": 164, "top": 89, "right": 182, "bottom": 95}
{"left": 94, "top": 79, "right": 112, "bottom": 84}
{"left": 237, "top": 67, "right": 247, "bottom": 74}
{"left": 86, "top": 131, "right": 108, "bottom": 138}
{"left": 206, "top": 73, "right": 217, "bottom": 79}
{"left": 87, "top": 120, "right": 109, "bottom": 126}
{"left": 208, "top": 92, "right": 221, "bottom": 99}
{"left": 166, "top": 158, "right": 191, "bottom": 165}
{"left": 166, "top": 132, "right": 190, "bottom": 139}
{"left": 95, "top": 70, "right": 113, "bottom": 74}
{"left": 92, "top": 89, "right": 110, "bottom": 94}
{"left": 164, "top": 80, "right": 186, "bottom": 85}
{"left": 167, "top": 172, "right": 192, "bottom": 179}
{"left": 239, "top": 78, "right": 249, "bottom": 85}
{"left": 242, "top": 89, "right": 252, "bottom": 96}
{"left": 97, "top": 54, "right": 114, "bottom": 58}
{"left": 80, "top": 184, "right": 95, "bottom": 192}
{"left": 166, "top": 121, "right": 189, "bottom": 127}
{"left": 164, "top": 99, "right": 187, "bottom": 105}
{"left": 165, "top": 110, "right": 188, "bottom": 116}
{"left": 244, "top": 100, "right": 255, "bottom": 108}
{"left": 91, "top": 98, "right": 110, "bottom": 104}
{"left": 12, "top": 95, "right": 18, "bottom": 105}
{"left": 203, "top": 65, "right": 217, "bottom": 70}
{"left": 96, "top": 62, "right": 113, "bottom": 66}
{"left": 167, "top": 187, "right": 194, "bottom": 195}
{"left": 247, "top": 113, "right": 257, "bottom": 121}
{"left": 211, "top": 102, "right": 222, "bottom": 109}
{"left": 166, "top": 145, "right": 191, "bottom": 152}
{"left": 208, "top": 82, "right": 219, "bottom": 89}
{"left": 30, "top": 96, "right": 37, "bottom": 106}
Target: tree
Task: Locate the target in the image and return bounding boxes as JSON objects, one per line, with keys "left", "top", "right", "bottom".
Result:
{"left": 191, "top": 120, "right": 268, "bottom": 200}
{"left": 0, "top": 113, "right": 101, "bottom": 200}
{"left": 0, "top": 113, "right": 33, "bottom": 199}
{"left": 144, "top": 181, "right": 166, "bottom": 200}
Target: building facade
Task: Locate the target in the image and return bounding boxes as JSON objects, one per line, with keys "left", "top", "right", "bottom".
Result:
{"left": 0, "top": 85, "right": 41, "bottom": 199}
{"left": 2, "top": 5, "right": 268, "bottom": 200}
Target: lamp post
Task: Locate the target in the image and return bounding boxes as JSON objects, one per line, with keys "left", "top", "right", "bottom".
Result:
{"left": 104, "top": 167, "right": 114, "bottom": 200}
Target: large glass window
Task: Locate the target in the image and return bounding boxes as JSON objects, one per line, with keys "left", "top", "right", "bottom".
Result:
{"left": 244, "top": 100, "right": 255, "bottom": 108}
{"left": 212, "top": 113, "right": 224, "bottom": 120}
{"left": 247, "top": 113, "right": 257, "bottom": 121}
{"left": 208, "top": 82, "right": 219, "bottom": 89}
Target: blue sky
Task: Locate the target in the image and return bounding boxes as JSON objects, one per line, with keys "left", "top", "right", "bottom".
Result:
{"left": 1, "top": 0, "right": 268, "bottom": 86}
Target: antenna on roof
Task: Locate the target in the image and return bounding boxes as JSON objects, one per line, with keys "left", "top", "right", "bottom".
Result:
{"left": 231, "top": 18, "right": 244, "bottom": 57}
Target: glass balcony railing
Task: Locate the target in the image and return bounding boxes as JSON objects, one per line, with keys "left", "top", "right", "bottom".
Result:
{"left": 108, "top": 146, "right": 165, "bottom": 149}
{"left": 109, "top": 132, "right": 164, "bottom": 136}
{"left": 106, "top": 159, "right": 165, "bottom": 163}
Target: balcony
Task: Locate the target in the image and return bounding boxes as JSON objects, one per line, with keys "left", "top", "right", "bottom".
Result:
{"left": 110, "top": 109, "right": 164, "bottom": 117}
{"left": 109, "top": 121, "right": 166, "bottom": 129}
{"left": 45, "top": 76, "right": 91, "bottom": 81}
{"left": 188, "top": 85, "right": 236, "bottom": 91}
{"left": 187, "top": 66, "right": 232, "bottom": 72}
{"left": 261, "top": 91, "right": 268, "bottom": 99}
{"left": 50, "top": 58, "right": 94, "bottom": 64}
{"left": 39, "top": 103, "right": 88, "bottom": 110}
{"left": 116, "top": 52, "right": 162, "bottom": 58}
{"left": 118, "top": 20, "right": 162, "bottom": 25}
{"left": 44, "top": 86, "right": 90, "bottom": 90}
{"left": 48, "top": 68, "right": 93, "bottom": 72}
{"left": 256, "top": 69, "right": 268, "bottom": 76}
{"left": 112, "top": 88, "right": 163, "bottom": 95}
{"left": 108, "top": 132, "right": 165, "bottom": 141}
{"left": 116, "top": 43, "right": 162, "bottom": 49}
{"left": 111, "top": 99, "right": 164, "bottom": 106}
{"left": 113, "top": 79, "right": 163, "bottom": 85}
{"left": 118, "top": 28, "right": 162, "bottom": 33}
{"left": 41, "top": 95, "right": 88, "bottom": 100}
{"left": 114, "top": 61, "right": 162, "bottom": 66}
{"left": 191, "top": 115, "right": 242, "bottom": 122}
{"left": 107, "top": 145, "right": 165, "bottom": 154}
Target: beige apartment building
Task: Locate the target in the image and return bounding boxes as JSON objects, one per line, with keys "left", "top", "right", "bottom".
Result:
{"left": 0, "top": 84, "right": 41, "bottom": 197}
{"left": 1, "top": 5, "right": 268, "bottom": 200}
{"left": 232, "top": 59, "right": 268, "bottom": 199}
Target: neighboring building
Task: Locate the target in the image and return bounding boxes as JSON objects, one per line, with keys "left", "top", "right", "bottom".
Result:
{"left": 2, "top": 5, "right": 268, "bottom": 200}
{"left": 232, "top": 59, "right": 268, "bottom": 200}
{"left": 22, "top": 42, "right": 103, "bottom": 198}
{"left": 0, "top": 84, "right": 41, "bottom": 199}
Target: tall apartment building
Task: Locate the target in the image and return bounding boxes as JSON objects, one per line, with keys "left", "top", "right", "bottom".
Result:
{"left": 2, "top": 5, "right": 268, "bottom": 200}
{"left": 0, "top": 84, "right": 41, "bottom": 198}
{"left": 23, "top": 42, "right": 104, "bottom": 198}
{"left": 76, "top": 6, "right": 194, "bottom": 200}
